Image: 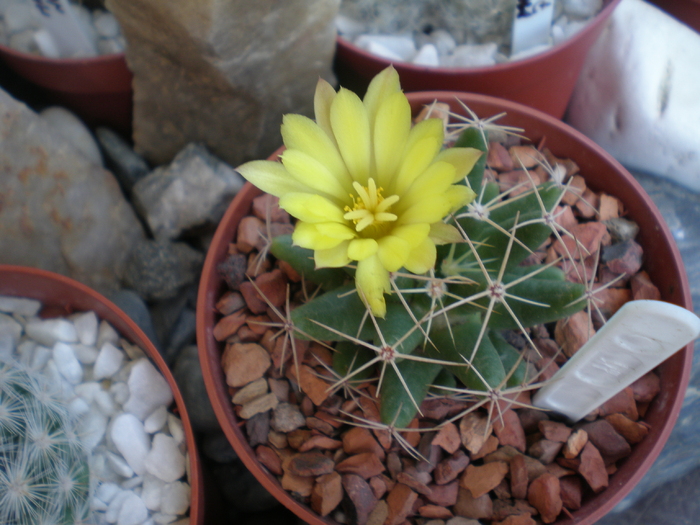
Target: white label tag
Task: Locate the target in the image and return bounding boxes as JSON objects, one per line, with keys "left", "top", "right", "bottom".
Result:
{"left": 32, "top": 0, "right": 97, "bottom": 57}
{"left": 532, "top": 300, "right": 700, "bottom": 422}
{"left": 511, "top": 0, "right": 555, "bottom": 55}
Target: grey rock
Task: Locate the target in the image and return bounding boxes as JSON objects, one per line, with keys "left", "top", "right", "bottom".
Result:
{"left": 172, "top": 345, "right": 220, "bottom": 432}
{"left": 270, "top": 402, "right": 306, "bottom": 433}
{"left": 107, "top": 289, "right": 161, "bottom": 351}
{"left": 96, "top": 127, "right": 151, "bottom": 193}
{"left": 211, "top": 462, "right": 280, "bottom": 513}
{"left": 132, "top": 143, "right": 244, "bottom": 240}
{"left": 39, "top": 106, "right": 103, "bottom": 166}
{"left": 165, "top": 306, "right": 196, "bottom": 363}
{"left": 150, "top": 289, "right": 191, "bottom": 364}
{"left": 104, "top": 0, "right": 339, "bottom": 167}
{"left": 246, "top": 411, "right": 271, "bottom": 448}
{"left": 123, "top": 238, "right": 203, "bottom": 301}
{"left": 0, "top": 88, "right": 145, "bottom": 295}
{"left": 201, "top": 431, "right": 238, "bottom": 464}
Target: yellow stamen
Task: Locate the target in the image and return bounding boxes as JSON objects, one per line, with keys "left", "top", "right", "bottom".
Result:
{"left": 343, "top": 178, "right": 400, "bottom": 233}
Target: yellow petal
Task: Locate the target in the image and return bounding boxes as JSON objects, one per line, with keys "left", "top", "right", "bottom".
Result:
{"left": 404, "top": 237, "right": 436, "bottom": 274}
{"left": 279, "top": 193, "right": 345, "bottom": 224}
{"left": 314, "top": 77, "right": 337, "bottom": 143}
{"left": 347, "top": 238, "right": 379, "bottom": 261}
{"left": 363, "top": 65, "right": 401, "bottom": 132}
{"left": 391, "top": 223, "right": 431, "bottom": 248}
{"left": 281, "top": 149, "right": 348, "bottom": 201}
{"left": 395, "top": 161, "right": 455, "bottom": 213}
{"left": 393, "top": 118, "right": 444, "bottom": 194}
{"left": 331, "top": 88, "right": 371, "bottom": 185}
{"left": 315, "top": 241, "right": 351, "bottom": 268}
{"left": 355, "top": 255, "right": 390, "bottom": 318}
{"left": 316, "top": 222, "right": 357, "bottom": 241}
{"left": 377, "top": 235, "right": 410, "bottom": 272}
{"left": 445, "top": 185, "right": 477, "bottom": 212}
{"left": 398, "top": 195, "right": 452, "bottom": 225}
{"left": 237, "top": 160, "right": 312, "bottom": 198}
{"left": 434, "top": 147, "right": 484, "bottom": 183}
{"left": 429, "top": 222, "right": 464, "bottom": 245}
{"left": 373, "top": 91, "right": 411, "bottom": 188}
{"left": 281, "top": 114, "right": 352, "bottom": 191}
{"left": 292, "top": 222, "right": 346, "bottom": 250}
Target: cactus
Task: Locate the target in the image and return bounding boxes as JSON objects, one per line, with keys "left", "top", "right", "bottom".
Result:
{"left": 237, "top": 66, "right": 587, "bottom": 440}
{"left": 0, "top": 359, "right": 90, "bottom": 525}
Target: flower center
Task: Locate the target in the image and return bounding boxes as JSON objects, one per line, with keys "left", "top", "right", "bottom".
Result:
{"left": 343, "top": 178, "right": 400, "bottom": 233}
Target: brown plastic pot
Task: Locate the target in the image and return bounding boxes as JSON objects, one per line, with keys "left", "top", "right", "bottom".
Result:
{"left": 0, "top": 265, "right": 204, "bottom": 525}
{"left": 196, "top": 91, "right": 693, "bottom": 525}
{"left": 0, "top": 45, "right": 132, "bottom": 134}
{"left": 647, "top": 0, "right": 700, "bottom": 32}
{"left": 334, "top": 0, "right": 621, "bottom": 119}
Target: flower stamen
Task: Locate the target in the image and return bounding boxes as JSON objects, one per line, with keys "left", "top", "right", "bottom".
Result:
{"left": 344, "top": 178, "right": 400, "bottom": 233}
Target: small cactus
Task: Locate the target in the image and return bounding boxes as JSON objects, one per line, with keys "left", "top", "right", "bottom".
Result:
{"left": 237, "top": 66, "right": 588, "bottom": 440}
{"left": 0, "top": 359, "right": 90, "bottom": 525}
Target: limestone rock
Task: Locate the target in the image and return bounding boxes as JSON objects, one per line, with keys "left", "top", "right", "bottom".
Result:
{"left": 566, "top": 0, "right": 700, "bottom": 191}
{"left": 105, "top": 0, "right": 340, "bottom": 167}
{"left": 132, "top": 143, "right": 245, "bottom": 240}
{"left": 0, "top": 89, "right": 145, "bottom": 294}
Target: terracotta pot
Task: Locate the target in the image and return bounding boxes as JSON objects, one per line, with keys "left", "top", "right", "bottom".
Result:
{"left": 334, "top": 0, "right": 621, "bottom": 119}
{"left": 0, "top": 265, "right": 205, "bottom": 525}
{"left": 0, "top": 45, "right": 132, "bottom": 135}
{"left": 196, "top": 91, "right": 693, "bottom": 525}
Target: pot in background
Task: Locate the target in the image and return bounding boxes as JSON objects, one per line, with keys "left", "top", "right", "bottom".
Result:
{"left": 334, "top": 0, "right": 621, "bottom": 119}
{"left": 0, "top": 265, "right": 205, "bottom": 525}
{"left": 196, "top": 91, "right": 693, "bottom": 525}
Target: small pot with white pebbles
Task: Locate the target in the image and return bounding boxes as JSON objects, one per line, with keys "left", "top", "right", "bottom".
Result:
{"left": 0, "top": 265, "right": 204, "bottom": 525}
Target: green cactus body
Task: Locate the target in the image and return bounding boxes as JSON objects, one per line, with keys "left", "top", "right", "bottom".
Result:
{"left": 0, "top": 360, "right": 90, "bottom": 525}
{"left": 264, "top": 122, "right": 587, "bottom": 434}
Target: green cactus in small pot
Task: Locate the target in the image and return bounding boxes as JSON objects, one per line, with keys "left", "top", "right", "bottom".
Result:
{"left": 0, "top": 359, "right": 90, "bottom": 525}
{"left": 237, "top": 66, "right": 587, "bottom": 438}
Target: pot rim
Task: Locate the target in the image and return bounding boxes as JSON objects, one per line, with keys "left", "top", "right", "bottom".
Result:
{"left": 0, "top": 264, "right": 205, "bottom": 525}
{"left": 0, "top": 42, "right": 125, "bottom": 65}
{"left": 197, "top": 90, "right": 693, "bottom": 525}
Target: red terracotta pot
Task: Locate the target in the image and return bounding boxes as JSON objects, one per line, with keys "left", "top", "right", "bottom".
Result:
{"left": 0, "top": 265, "right": 205, "bottom": 525}
{"left": 196, "top": 91, "right": 693, "bottom": 525}
{"left": 334, "top": 0, "right": 621, "bottom": 119}
{"left": 0, "top": 45, "right": 132, "bottom": 135}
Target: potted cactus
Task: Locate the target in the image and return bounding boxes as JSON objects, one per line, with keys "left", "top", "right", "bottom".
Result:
{"left": 197, "top": 67, "right": 693, "bottom": 525}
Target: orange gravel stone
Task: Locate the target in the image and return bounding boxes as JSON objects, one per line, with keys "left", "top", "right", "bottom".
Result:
{"left": 527, "top": 473, "right": 562, "bottom": 524}
{"left": 460, "top": 461, "right": 509, "bottom": 499}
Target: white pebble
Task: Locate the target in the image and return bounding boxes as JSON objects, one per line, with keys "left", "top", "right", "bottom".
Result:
{"left": 25, "top": 318, "right": 78, "bottom": 346}
{"left": 562, "top": 0, "right": 602, "bottom": 18}
{"left": 75, "top": 381, "right": 102, "bottom": 403}
{"left": 124, "top": 359, "right": 173, "bottom": 421}
{"left": 430, "top": 29, "right": 457, "bottom": 57}
{"left": 8, "top": 28, "right": 38, "bottom": 54}
{"left": 4, "top": 2, "right": 38, "bottom": 34}
{"left": 335, "top": 14, "right": 366, "bottom": 38}
{"left": 105, "top": 489, "right": 128, "bottom": 523}
{"left": 98, "top": 320, "right": 120, "bottom": 348}
{"left": 152, "top": 512, "right": 177, "bottom": 524}
{"left": 111, "top": 382, "right": 130, "bottom": 405}
{"left": 52, "top": 342, "right": 83, "bottom": 384}
{"left": 142, "top": 475, "right": 164, "bottom": 511}
{"left": 33, "top": 28, "right": 60, "bottom": 58}
{"left": 16, "top": 339, "right": 37, "bottom": 366}
{"left": 111, "top": 413, "right": 150, "bottom": 476}
{"left": 97, "top": 482, "right": 122, "bottom": 504}
{"left": 145, "top": 434, "right": 186, "bottom": 483}
{"left": 0, "top": 333, "right": 13, "bottom": 359}
{"left": 72, "top": 343, "right": 99, "bottom": 364}
{"left": 117, "top": 492, "right": 149, "bottom": 525}
{"left": 160, "top": 482, "right": 191, "bottom": 516}
{"left": 95, "top": 389, "right": 117, "bottom": 417}
{"left": 144, "top": 406, "right": 168, "bottom": 433}
{"left": 67, "top": 396, "right": 91, "bottom": 418}
{"left": 80, "top": 406, "right": 108, "bottom": 450}
{"left": 0, "top": 295, "right": 41, "bottom": 316}
{"left": 43, "top": 359, "right": 74, "bottom": 399}
{"left": 413, "top": 43, "right": 439, "bottom": 66}
{"left": 107, "top": 451, "right": 135, "bottom": 478}
{"left": 167, "top": 414, "right": 184, "bottom": 445}
{"left": 448, "top": 43, "right": 498, "bottom": 68}
{"left": 93, "top": 10, "right": 120, "bottom": 38}
{"left": 94, "top": 341, "right": 125, "bottom": 380}
{"left": 71, "top": 311, "right": 99, "bottom": 346}
{"left": 122, "top": 475, "right": 143, "bottom": 490}
{"left": 0, "top": 313, "right": 22, "bottom": 347}
{"left": 355, "top": 34, "right": 416, "bottom": 61}
{"left": 31, "top": 345, "right": 53, "bottom": 372}
{"left": 98, "top": 37, "right": 126, "bottom": 55}
{"left": 92, "top": 497, "right": 109, "bottom": 512}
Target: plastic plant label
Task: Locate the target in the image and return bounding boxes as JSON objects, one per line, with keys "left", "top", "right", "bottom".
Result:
{"left": 511, "top": 0, "right": 555, "bottom": 55}
{"left": 533, "top": 300, "right": 700, "bottom": 422}
{"left": 32, "top": 0, "right": 97, "bottom": 57}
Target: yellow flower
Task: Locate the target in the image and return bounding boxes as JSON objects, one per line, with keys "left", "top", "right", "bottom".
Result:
{"left": 238, "top": 66, "right": 481, "bottom": 317}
